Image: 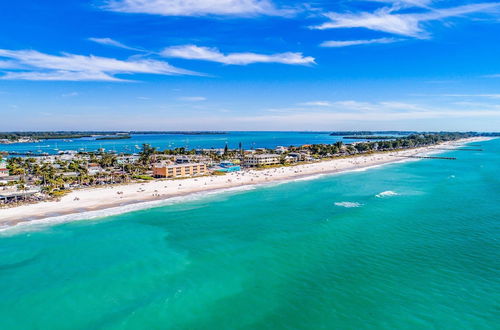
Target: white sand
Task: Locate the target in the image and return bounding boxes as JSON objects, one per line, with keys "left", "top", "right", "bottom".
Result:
{"left": 0, "top": 137, "right": 489, "bottom": 226}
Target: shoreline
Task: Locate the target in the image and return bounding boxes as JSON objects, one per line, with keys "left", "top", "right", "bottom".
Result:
{"left": 0, "top": 137, "right": 492, "bottom": 230}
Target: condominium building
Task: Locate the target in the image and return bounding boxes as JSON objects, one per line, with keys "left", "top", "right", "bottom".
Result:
{"left": 243, "top": 154, "right": 280, "bottom": 167}
{"left": 0, "top": 162, "right": 8, "bottom": 177}
{"left": 153, "top": 162, "right": 208, "bottom": 178}
{"left": 174, "top": 155, "right": 212, "bottom": 164}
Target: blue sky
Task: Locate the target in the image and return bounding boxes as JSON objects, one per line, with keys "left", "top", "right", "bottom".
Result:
{"left": 1, "top": 0, "right": 500, "bottom": 131}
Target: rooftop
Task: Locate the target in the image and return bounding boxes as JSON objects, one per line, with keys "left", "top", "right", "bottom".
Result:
{"left": 154, "top": 162, "right": 206, "bottom": 169}
{"left": 246, "top": 154, "right": 280, "bottom": 158}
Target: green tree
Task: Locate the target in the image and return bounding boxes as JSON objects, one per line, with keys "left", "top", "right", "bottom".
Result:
{"left": 139, "top": 144, "right": 157, "bottom": 165}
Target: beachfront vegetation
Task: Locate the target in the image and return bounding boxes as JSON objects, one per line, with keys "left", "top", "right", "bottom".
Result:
{"left": 294, "top": 132, "right": 476, "bottom": 158}
{"left": 0, "top": 132, "right": 484, "bottom": 206}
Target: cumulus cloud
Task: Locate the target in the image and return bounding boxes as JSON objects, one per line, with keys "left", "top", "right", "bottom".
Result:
{"left": 102, "top": 0, "right": 292, "bottom": 17}
{"left": 161, "top": 45, "right": 315, "bottom": 65}
{"left": 311, "top": 3, "right": 500, "bottom": 38}
{"left": 320, "top": 37, "right": 400, "bottom": 47}
{"left": 0, "top": 49, "right": 199, "bottom": 81}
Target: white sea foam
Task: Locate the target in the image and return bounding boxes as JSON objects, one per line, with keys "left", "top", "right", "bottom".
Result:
{"left": 0, "top": 185, "right": 257, "bottom": 235}
{"left": 4, "top": 142, "right": 477, "bottom": 235}
{"left": 349, "top": 163, "right": 388, "bottom": 172}
{"left": 289, "top": 174, "right": 326, "bottom": 182}
{"left": 334, "top": 202, "right": 362, "bottom": 208}
{"left": 375, "top": 191, "right": 399, "bottom": 198}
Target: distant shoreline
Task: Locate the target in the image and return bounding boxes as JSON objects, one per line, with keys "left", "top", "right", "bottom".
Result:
{"left": 0, "top": 137, "right": 493, "bottom": 230}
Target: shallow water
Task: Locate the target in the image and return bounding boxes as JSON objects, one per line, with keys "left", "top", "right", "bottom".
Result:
{"left": 0, "top": 139, "right": 498, "bottom": 329}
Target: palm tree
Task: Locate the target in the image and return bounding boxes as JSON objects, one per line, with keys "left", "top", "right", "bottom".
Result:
{"left": 139, "top": 144, "right": 157, "bottom": 166}
{"left": 99, "top": 153, "right": 117, "bottom": 168}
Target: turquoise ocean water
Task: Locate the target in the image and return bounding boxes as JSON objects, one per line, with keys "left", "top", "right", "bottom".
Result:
{"left": 0, "top": 139, "right": 498, "bottom": 329}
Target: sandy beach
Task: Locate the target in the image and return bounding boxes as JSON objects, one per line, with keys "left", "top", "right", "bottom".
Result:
{"left": 0, "top": 137, "right": 489, "bottom": 227}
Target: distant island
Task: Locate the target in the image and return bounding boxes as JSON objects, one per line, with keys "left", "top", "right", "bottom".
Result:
{"left": 330, "top": 131, "right": 500, "bottom": 137}
{"left": 95, "top": 135, "right": 132, "bottom": 141}
{"left": 0, "top": 131, "right": 123, "bottom": 142}
{"left": 343, "top": 136, "right": 395, "bottom": 140}
{"left": 330, "top": 131, "right": 415, "bottom": 136}
{"left": 0, "top": 131, "right": 228, "bottom": 144}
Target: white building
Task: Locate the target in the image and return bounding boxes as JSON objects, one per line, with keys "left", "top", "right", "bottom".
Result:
{"left": 275, "top": 146, "right": 288, "bottom": 154}
{"left": 244, "top": 154, "right": 280, "bottom": 167}
{"left": 117, "top": 155, "right": 140, "bottom": 165}
{"left": 0, "top": 162, "right": 8, "bottom": 177}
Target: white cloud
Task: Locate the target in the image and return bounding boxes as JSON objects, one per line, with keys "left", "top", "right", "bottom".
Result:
{"left": 311, "top": 3, "right": 500, "bottom": 38}
{"left": 0, "top": 71, "right": 126, "bottom": 82}
{"left": 88, "top": 37, "right": 141, "bottom": 51}
{"left": 272, "top": 100, "right": 432, "bottom": 113}
{"left": 0, "top": 49, "right": 199, "bottom": 81}
{"left": 0, "top": 60, "right": 20, "bottom": 69}
{"left": 441, "top": 93, "right": 500, "bottom": 99}
{"left": 103, "top": 0, "right": 291, "bottom": 17}
{"left": 299, "top": 101, "right": 333, "bottom": 106}
{"left": 262, "top": 99, "right": 500, "bottom": 124}
{"left": 320, "top": 37, "right": 400, "bottom": 47}
{"left": 62, "top": 92, "right": 79, "bottom": 97}
{"left": 371, "top": 0, "right": 432, "bottom": 8}
{"left": 179, "top": 96, "right": 207, "bottom": 101}
{"left": 259, "top": 109, "right": 500, "bottom": 123}
{"left": 161, "top": 45, "right": 315, "bottom": 65}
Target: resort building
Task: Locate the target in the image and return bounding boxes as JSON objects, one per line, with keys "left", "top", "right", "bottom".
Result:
{"left": 153, "top": 163, "right": 208, "bottom": 178}
{"left": 0, "top": 188, "right": 41, "bottom": 204}
{"left": 244, "top": 154, "right": 280, "bottom": 167}
{"left": 175, "top": 155, "right": 212, "bottom": 164}
{"left": 117, "top": 155, "right": 140, "bottom": 165}
{"left": 195, "top": 148, "right": 225, "bottom": 156}
{"left": 275, "top": 146, "right": 288, "bottom": 153}
{"left": 87, "top": 163, "right": 105, "bottom": 175}
{"left": 288, "top": 152, "right": 314, "bottom": 162}
{"left": 0, "top": 162, "right": 8, "bottom": 177}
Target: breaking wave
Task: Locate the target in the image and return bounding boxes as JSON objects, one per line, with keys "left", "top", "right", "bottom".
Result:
{"left": 334, "top": 202, "right": 362, "bottom": 208}
{"left": 375, "top": 191, "right": 399, "bottom": 198}
{"left": 0, "top": 185, "right": 257, "bottom": 235}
